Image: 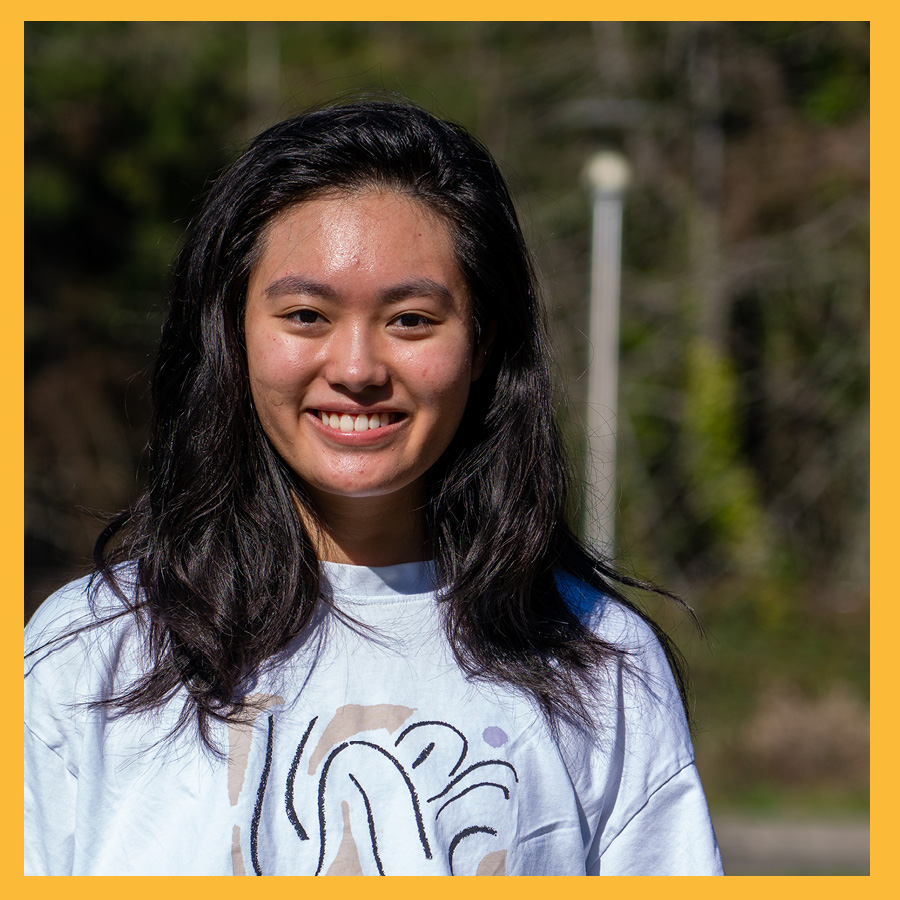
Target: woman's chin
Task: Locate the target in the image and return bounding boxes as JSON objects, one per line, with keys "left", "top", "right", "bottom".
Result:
{"left": 302, "top": 473, "right": 424, "bottom": 507}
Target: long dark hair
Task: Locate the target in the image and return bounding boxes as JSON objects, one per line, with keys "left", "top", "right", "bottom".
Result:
{"left": 79, "top": 99, "right": 693, "bottom": 749}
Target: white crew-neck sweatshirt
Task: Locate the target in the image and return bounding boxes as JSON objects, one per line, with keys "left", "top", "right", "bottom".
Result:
{"left": 25, "top": 561, "right": 722, "bottom": 875}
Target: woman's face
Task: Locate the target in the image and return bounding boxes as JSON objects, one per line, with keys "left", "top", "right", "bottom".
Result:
{"left": 244, "top": 190, "right": 486, "bottom": 510}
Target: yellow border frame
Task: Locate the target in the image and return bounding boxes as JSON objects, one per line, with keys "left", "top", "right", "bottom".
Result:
{"left": 15, "top": 7, "right": 882, "bottom": 893}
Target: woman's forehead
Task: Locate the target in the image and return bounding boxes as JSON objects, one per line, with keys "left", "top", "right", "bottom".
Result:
{"left": 247, "top": 191, "right": 472, "bottom": 313}
{"left": 252, "top": 190, "right": 470, "bottom": 289}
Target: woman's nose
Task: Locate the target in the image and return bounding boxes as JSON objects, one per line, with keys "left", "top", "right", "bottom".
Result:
{"left": 324, "top": 324, "right": 389, "bottom": 392}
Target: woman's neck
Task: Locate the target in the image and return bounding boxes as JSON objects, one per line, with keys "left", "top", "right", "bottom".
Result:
{"left": 297, "top": 488, "right": 428, "bottom": 567}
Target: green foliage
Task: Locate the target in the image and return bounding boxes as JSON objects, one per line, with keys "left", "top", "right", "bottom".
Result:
{"left": 25, "top": 22, "right": 869, "bottom": 813}
{"left": 682, "top": 338, "right": 767, "bottom": 572}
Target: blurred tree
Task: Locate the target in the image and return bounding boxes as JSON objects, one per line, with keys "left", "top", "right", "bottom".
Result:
{"left": 25, "top": 21, "right": 868, "bottom": 809}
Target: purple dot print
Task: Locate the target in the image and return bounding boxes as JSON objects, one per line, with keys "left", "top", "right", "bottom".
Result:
{"left": 482, "top": 726, "right": 508, "bottom": 748}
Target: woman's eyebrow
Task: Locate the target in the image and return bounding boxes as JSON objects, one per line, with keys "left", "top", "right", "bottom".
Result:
{"left": 263, "top": 274, "right": 338, "bottom": 300}
{"left": 263, "top": 274, "right": 454, "bottom": 304}
{"left": 380, "top": 278, "right": 454, "bottom": 304}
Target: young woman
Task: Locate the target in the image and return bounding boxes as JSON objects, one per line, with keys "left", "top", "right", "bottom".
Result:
{"left": 25, "top": 100, "right": 723, "bottom": 876}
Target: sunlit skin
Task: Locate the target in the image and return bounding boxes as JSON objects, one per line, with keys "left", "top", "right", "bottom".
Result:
{"left": 244, "top": 191, "right": 489, "bottom": 566}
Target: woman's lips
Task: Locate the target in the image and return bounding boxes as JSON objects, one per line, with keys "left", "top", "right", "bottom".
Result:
{"left": 311, "top": 410, "right": 405, "bottom": 434}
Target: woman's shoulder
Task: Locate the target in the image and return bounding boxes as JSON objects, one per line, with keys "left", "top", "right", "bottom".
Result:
{"left": 555, "top": 570, "right": 665, "bottom": 653}
{"left": 25, "top": 565, "right": 143, "bottom": 674}
{"left": 27, "top": 573, "right": 94, "bottom": 649}
{"left": 25, "top": 566, "right": 149, "bottom": 791}
{"left": 555, "top": 570, "right": 689, "bottom": 728}
{"left": 553, "top": 571, "right": 698, "bottom": 819}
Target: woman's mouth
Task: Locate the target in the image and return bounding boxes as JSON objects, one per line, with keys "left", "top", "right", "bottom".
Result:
{"left": 314, "top": 410, "right": 404, "bottom": 433}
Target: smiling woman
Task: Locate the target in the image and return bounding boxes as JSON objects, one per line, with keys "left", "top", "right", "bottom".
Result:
{"left": 245, "top": 192, "right": 485, "bottom": 558}
{"left": 24, "top": 99, "right": 723, "bottom": 876}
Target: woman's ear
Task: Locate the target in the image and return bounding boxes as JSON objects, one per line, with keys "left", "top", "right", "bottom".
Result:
{"left": 471, "top": 320, "right": 497, "bottom": 382}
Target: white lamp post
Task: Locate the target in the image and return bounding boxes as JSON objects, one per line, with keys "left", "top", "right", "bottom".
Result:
{"left": 584, "top": 150, "right": 630, "bottom": 554}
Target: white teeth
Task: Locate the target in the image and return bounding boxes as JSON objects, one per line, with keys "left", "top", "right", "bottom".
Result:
{"left": 319, "top": 411, "right": 395, "bottom": 431}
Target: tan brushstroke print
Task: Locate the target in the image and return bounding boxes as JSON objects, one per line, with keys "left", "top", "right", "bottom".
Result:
{"left": 324, "top": 800, "right": 363, "bottom": 875}
{"left": 476, "top": 849, "right": 508, "bottom": 875}
{"left": 307, "top": 703, "right": 415, "bottom": 774}
{"left": 226, "top": 693, "right": 284, "bottom": 805}
{"left": 231, "top": 824, "right": 247, "bottom": 876}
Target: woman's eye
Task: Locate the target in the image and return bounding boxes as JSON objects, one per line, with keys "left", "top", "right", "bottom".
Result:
{"left": 288, "top": 308, "right": 325, "bottom": 325}
{"left": 392, "top": 313, "right": 432, "bottom": 329}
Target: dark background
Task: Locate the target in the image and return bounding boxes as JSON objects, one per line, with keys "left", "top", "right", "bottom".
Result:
{"left": 24, "top": 22, "right": 869, "bottom": 855}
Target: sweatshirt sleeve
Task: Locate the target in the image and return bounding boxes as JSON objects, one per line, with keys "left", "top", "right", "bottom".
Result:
{"left": 556, "top": 572, "right": 723, "bottom": 876}
{"left": 24, "top": 722, "right": 77, "bottom": 875}
{"left": 591, "top": 762, "right": 723, "bottom": 875}
{"left": 24, "top": 575, "right": 105, "bottom": 877}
